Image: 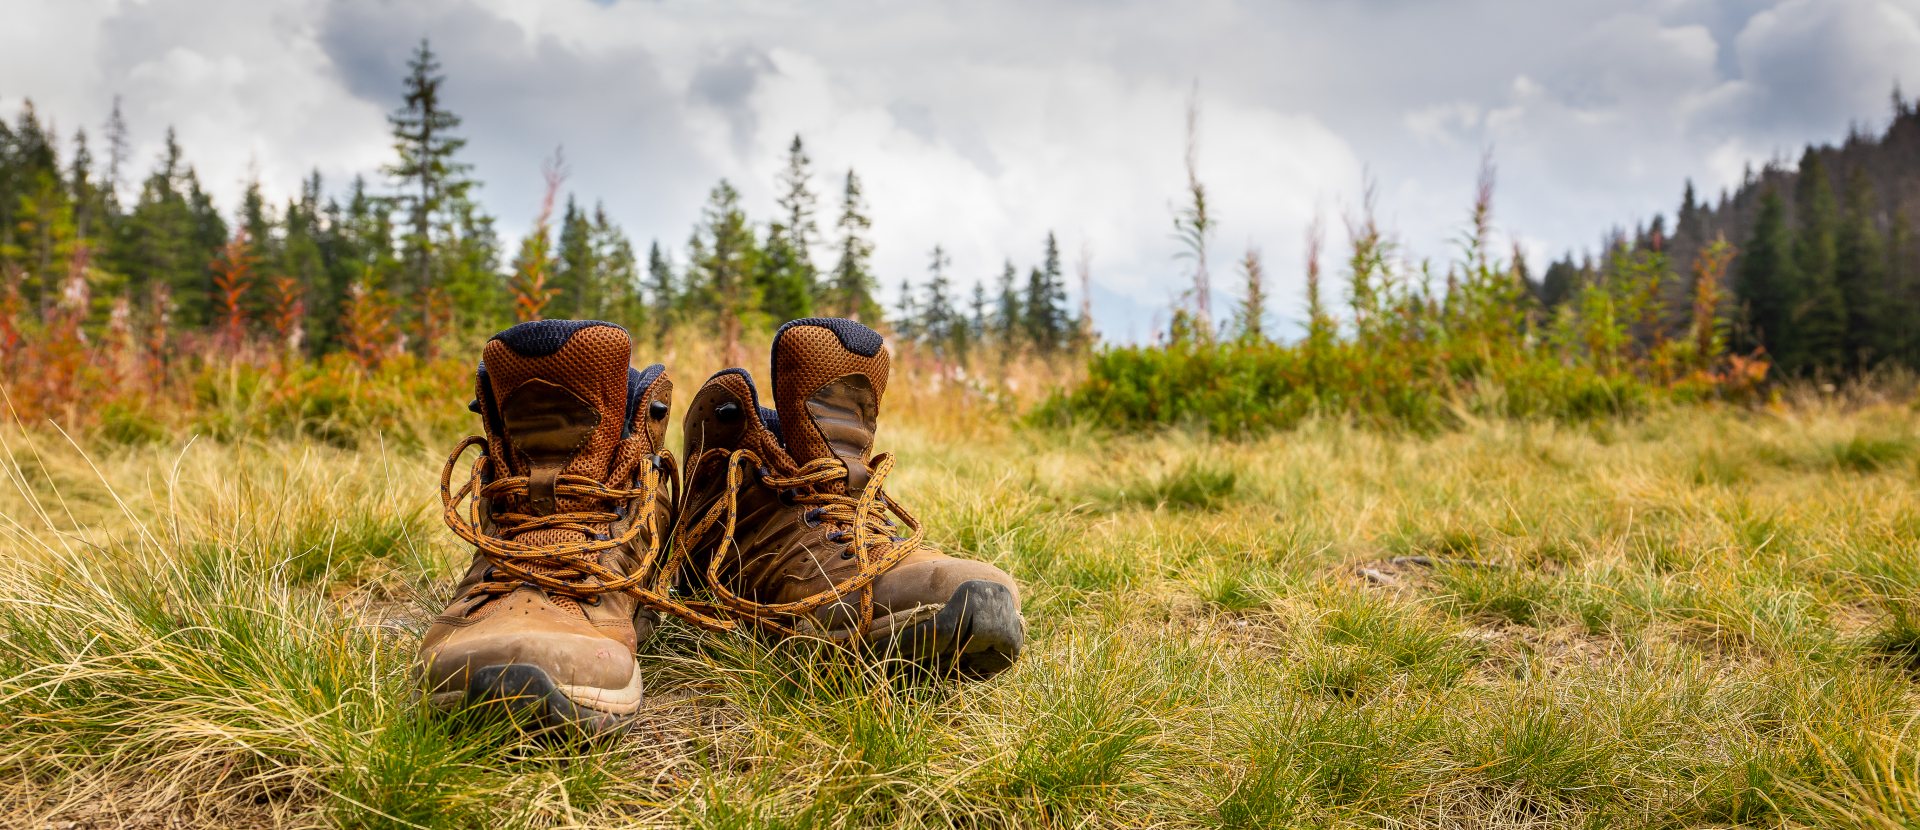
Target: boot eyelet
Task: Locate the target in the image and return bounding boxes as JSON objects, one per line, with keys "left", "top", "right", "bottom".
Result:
{"left": 580, "top": 595, "right": 601, "bottom": 607}
{"left": 802, "top": 507, "right": 822, "bottom": 527}
{"left": 841, "top": 549, "right": 855, "bottom": 560}
{"left": 779, "top": 489, "right": 798, "bottom": 507}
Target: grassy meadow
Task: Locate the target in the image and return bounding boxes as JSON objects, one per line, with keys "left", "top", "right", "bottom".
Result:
{"left": 3, "top": 363, "right": 1920, "bottom": 828}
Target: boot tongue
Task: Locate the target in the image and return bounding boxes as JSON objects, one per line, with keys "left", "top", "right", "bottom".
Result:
{"left": 770, "top": 318, "right": 891, "bottom": 492}
{"left": 482, "top": 320, "right": 634, "bottom": 517}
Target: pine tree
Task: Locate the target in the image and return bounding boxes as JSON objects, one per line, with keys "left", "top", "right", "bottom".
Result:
{"left": 1834, "top": 166, "right": 1887, "bottom": 366}
{"left": 828, "top": 169, "right": 879, "bottom": 320}
{"left": 894, "top": 276, "right": 916, "bottom": 340}
{"left": 994, "top": 260, "right": 1021, "bottom": 347}
{"left": 384, "top": 38, "right": 475, "bottom": 320}
{"left": 1675, "top": 179, "right": 1702, "bottom": 248}
{"left": 645, "top": 240, "right": 673, "bottom": 344}
{"left": 110, "top": 130, "right": 222, "bottom": 327}
{"left": 67, "top": 129, "right": 106, "bottom": 245}
{"left": 237, "top": 177, "right": 279, "bottom": 323}
{"left": 1023, "top": 233, "right": 1068, "bottom": 353}
{"left": 0, "top": 102, "right": 70, "bottom": 313}
{"left": 592, "top": 204, "right": 640, "bottom": 326}
{"left": 920, "top": 244, "right": 955, "bottom": 354}
{"left": 689, "top": 180, "right": 758, "bottom": 362}
{"left": 441, "top": 195, "right": 503, "bottom": 328}
{"left": 554, "top": 195, "right": 595, "bottom": 317}
{"left": 0, "top": 114, "right": 16, "bottom": 258}
{"left": 1537, "top": 257, "right": 1579, "bottom": 308}
{"left": 770, "top": 134, "right": 818, "bottom": 317}
{"left": 281, "top": 171, "right": 328, "bottom": 354}
{"left": 968, "top": 280, "right": 988, "bottom": 348}
{"left": 1738, "top": 188, "right": 1797, "bottom": 363}
{"left": 1891, "top": 203, "right": 1920, "bottom": 364}
{"left": 102, "top": 97, "right": 129, "bottom": 212}
{"left": 1790, "top": 150, "right": 1846, "bottom": 372}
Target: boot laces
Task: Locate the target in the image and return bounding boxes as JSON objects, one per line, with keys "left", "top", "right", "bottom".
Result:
{"left": 439, "top": 435, "right": 734, "bottom": 630}
{"left": 681, "top": 450, "right": 926, "bottom": 640}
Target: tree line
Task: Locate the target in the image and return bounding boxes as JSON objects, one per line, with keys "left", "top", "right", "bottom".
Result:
{"left": 1536, "top": 88, "right": 1920, "bottom": 377}
{"left": 0, "top": 39, "right": 1085, "bottom": 368}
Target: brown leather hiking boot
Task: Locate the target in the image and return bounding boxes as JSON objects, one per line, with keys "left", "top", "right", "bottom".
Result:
{"left": 419, "top": 319, "right": 684, "bottom": 735}
{"left": 674, "top": 317, "right": 1025, "bottom": 678}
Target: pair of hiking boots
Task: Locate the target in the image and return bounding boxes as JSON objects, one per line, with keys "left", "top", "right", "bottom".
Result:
{"left": 416, "top": 317, "right": 1025, "bottom": 735}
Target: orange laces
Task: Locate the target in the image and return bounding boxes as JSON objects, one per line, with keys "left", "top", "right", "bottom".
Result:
{"left": 679, "top": 450, "right": 926, "bottom": 640}
{"left": 439, "top": 435, "right": 735, "bottom": 631}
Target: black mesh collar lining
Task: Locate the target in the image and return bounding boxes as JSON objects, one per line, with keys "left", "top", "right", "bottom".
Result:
{"left": 490, "top": 319, "right": 625, "bottom": 357}
{"left": 773, "top": 317, "right": 884, "bottom": 358}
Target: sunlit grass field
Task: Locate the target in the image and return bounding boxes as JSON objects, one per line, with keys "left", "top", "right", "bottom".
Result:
{"left": 3, "top": 390, "right": 1920, "bottom": 828}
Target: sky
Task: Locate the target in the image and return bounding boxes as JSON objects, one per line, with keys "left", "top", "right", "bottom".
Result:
{"left": 5, "top": 0, "right": 1920, "bottom": 340}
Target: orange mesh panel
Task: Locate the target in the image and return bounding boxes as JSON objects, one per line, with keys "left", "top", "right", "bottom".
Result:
{"left": 473, "top": 323, "right": 635, "bottom": 619}
{"left": 771, "top": 324, "right": 891, "bottom": 463}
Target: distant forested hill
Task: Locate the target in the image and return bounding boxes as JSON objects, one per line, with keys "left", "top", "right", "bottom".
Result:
{"left": 1537, "top": 91, "right": 1920, "bottom": 376}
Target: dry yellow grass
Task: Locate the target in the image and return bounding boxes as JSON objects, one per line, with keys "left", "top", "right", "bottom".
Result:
{"left": 2, "top": 368, "right": 1919, "bottom": 827}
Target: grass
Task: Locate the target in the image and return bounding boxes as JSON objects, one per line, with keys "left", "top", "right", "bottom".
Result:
{"left": 2, "top": 393, "right": 1920, "bottom": 828}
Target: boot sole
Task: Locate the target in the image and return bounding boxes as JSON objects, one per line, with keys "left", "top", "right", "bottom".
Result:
{"left": 425, "top": 663, "right": 642, "bottom": 738}
{"left": 867, "top": 579, "right": 1025, "bottom": 679}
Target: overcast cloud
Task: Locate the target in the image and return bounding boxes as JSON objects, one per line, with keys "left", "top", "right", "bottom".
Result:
{"left": 5, "top": 0, "right": 1917, "bottom": 338}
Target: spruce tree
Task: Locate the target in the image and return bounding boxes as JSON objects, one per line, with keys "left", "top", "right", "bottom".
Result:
{"left": 237, "top": 178, "right": 278, "bottom": 324}
{"left": 0, "top": 103, "right": 67, "bottom": 311}
{"left": 1675, "top": 179, "right": 1702, "bottom": 247}
{"left": 384, "top": 39, "right": 474, "bottom": 312}
{"left": 994, "top": 260, "right": 1021, "bottom": 348}
{"left": 969, "top": 281, "right": 988, "bottom": 341}
{"left": 592, "top": 204, "right": 640, "bottom": 325}
{"left": 1891, "top": 204, "right": 1920, "bottom": 364}
{"left": 1790, "top": 150, "right": 1846, "bottom": 372}
{"left": 0, "top": 114, "right": 16, "bottom": 253}
{"left": 554, "top": 196, "right": 595, "bottom": 317}
{"left": 281, "top": 172, "right": 328, "bottom": 353}
{"left": 441, "top": 196, "right": 503, "bottom": 327}
{"left": 773, "top": 134, "right": 819, "bottom": 313}
{"left": 1737, "top": 188, "right": 1797, "bottom": 364}
{"left": 1023, "top": 233, "right": 1068, "bottom": 353}
{"left": 828, "top": 170, "right": 878, "bottom": 320}
{"left": 689, "top": 180, "right": 758, "bottom": 360}
{"left": 1834, "top": 166, "right": 1887, "bottom": 366}
{"left": 757, "top": 221, "right": 813, "bottom": 322}
{"left": 67, "top": 130, "right": 105, "bottom": 245}
{"left": 894, "top": 276, "right": 916, "bottom": 340}
{"left": 920, "top": 244, "right": 955, "bottom": 353}
{"left": 110, "top": 130, "right": 219, "bottom": 326}
{"left": 102, "top": 97, "right": 129, "bottom": 212}
{"left": 645, "top": 239, "right": 673, "bottom": 343}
